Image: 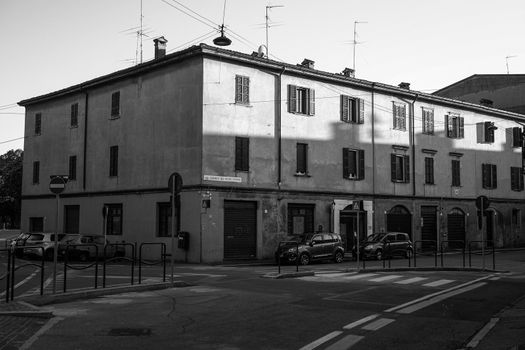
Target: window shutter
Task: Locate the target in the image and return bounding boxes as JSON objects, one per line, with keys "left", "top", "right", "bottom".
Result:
{"left": 511, "top": 167, "right": 517, "bottom": 190}
{"left": 111, "top": 92, "right": 120, "bottom": 116}
{"left": 288, "top": 85, "right": 297, "bottom": 113}
{"left": 429, "top": 158, "right": 434, "bottom": 184}
{"left": 404, "top": 155, "right": 410, "bottom": 182}
{"left": 235, "top": 137, "right": 242, "bottom": 170}
{"left": 428, "top": 111, "right": 434, "bottom": 134}
{"left": 492, "top": 164, "right": 497, "bottom": 188}
{"left": 358, "top": 149, "right": 365, "bottom": 179}
{"left": 482, "top": 164, "right": 489, "bottom": 188}
{"left": 243, "top": 76, "right": 249, "bottom": 104}
{"left": 235, "top": 76, "right": 241, "bottom": 102}
{"left": 343, "top": 148, "right": 349, "bottom": 178}
{"left": 243, "top": 138, "right": 250, "bottom": 171}
{"left": 341, "top": 95, "right": 349, "bottom": 122}
{"left": 513, "top": 127, "right": 523, "bottom": 147}
{"left": 392, "top": 104, "right": 397, "bottom": 129}
{"left": 520, "top": 170, "right": 524, "bottom": 191}
{"left": 391, "top": 154, "right": 397, "bottom": 182}
{"left": 459, "top": 117, "right": 465, "bottom": 138}
{"left": 297, "top": 144, "right": 307, "bottom": 173}
{"left": 308, "top": 89, "right": 315, "bottom": 116}
{"left": 445, "top": 115, "right": 450, "bottom": 137}
{"left": 358, "top": 99, "right": 365, "bottom": 124}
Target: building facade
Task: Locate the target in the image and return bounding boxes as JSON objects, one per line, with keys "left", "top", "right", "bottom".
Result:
{"left": 18, "top": 44, "right": 525, "bottom": 262}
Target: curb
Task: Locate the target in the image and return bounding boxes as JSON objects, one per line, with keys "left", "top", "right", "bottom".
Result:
{"left": 261, "top": 271, "right": 315, "bottom": 279}
{"left": 18, "top": 281, "right": 191, "bottom": 307}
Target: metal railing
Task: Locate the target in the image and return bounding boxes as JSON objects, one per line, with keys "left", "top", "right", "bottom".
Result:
{"left": 138, "top": 243, "right": 166, "bottom": 284}
{"left": 468, "top": 240, "right": 495, "bottom": 270}
{"left": 103, "top": 243, "right": 135, "bottom": 288}
{"left": 413, "top": 240, "right": 438, "bottom": 268}
{"left": 276, "top": 241, "right": 300, "bottom": 274}
{"left": 440, "top": 240, "right": 466, "bottom": 268}
{"left": 1, "top": 246, "right": 45, "bottom": 303}
{"left": 63, "top": 244, "right": 100, "bottom": 293}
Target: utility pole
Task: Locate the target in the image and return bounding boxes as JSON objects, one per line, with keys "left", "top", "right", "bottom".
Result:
{"left": 353, "top": 21, "right": 367, "bottom": 74}
{"left": 265, "top": 5, "right": 283, "bottom": 58}
{"left": 506, "top": 55, "right": 517, "bottom": 74}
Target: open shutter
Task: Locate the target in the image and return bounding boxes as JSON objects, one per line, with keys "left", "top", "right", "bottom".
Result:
{"left": 341, "top": 95, "right": 349, "bottom": 122}
{"left": 482, "top": 164, "right": 489, "bottom": 188}
{"left": 288, "top": 85, "right": 297, "bottom": 113}
{"left": 358, "top": 149, "right": 365, "bottom": 180}
{"left": 343, "top": 148, "right": 349, "bottom": 178}
{"left": 391, "top": 154, "right": 397, "bottom": 182}
{"left": 404, "top": 155, "right": 410, "bottom": 183}
{"left": 243, "top": 76, "right": 250, "bottom": 103}
{"left": 459, "top": 117, "right": 465, "bottom": 138}
{"left": 445, "top": 115, "right": 450, "bottom": 137}
{"left": 492, "top": 164, "right": 497, "bottom": 188}
{"left": 308, "top": 88, "right": 315, "bottom": 116}
{"left": 511, "top": 167, "right": 517, "bottom": 190}
{"left": 243, "top": 138, "right": 249, "bottom": 171}
{"left": 358, "top": 98, "right": 365, "bottom": 124}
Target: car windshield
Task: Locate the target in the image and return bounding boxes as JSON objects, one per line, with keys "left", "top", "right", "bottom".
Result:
{"left": 27, "top": 234, "right": 44, "bottom": 242}
{"left": 365, "top": 233, "right": 386, "bottom": 243}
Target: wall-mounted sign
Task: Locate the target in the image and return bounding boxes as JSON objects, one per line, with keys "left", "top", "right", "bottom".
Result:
{"left": 203, "top": 175, "right": 242, "bottom": 183}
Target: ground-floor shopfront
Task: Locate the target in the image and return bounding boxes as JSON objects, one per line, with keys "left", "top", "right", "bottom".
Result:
{"left": 21, "top": 188, "right": 525, "bottom": 263}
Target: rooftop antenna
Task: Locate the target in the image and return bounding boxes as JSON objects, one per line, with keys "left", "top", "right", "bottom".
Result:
{"left": 506, "top": 55, "right": 517, "bottom": 74}
{"left": 265, "top": 5, "right": 283, "bottom": 58}
{"left": 353, "top": 21, "right": 367, "bottom": 75}
{"left": 213, "top": 0, "right": 232, "bottom": 46}
{"left": 140, "top": 0, "right": 143, "bottom": 63}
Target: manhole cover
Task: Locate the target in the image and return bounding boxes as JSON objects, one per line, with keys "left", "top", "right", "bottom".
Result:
{"left": 108, "top": 328, "right": 152, "bottom": 336}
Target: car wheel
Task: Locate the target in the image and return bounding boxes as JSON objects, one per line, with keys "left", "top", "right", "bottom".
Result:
{"left": 44, "top": 249, "right": 54, "bottom": 261}
{"left": 299, "top": 253, "right": 310, "bottom": 265}
{"left": 405, "top": 248, "right": 413, "bottom": 259}
{"left": 376, "top": 249, "right": 383, "bottom": 261}
{"left": 334, "top": 251, "right": 344, "bottom": 263}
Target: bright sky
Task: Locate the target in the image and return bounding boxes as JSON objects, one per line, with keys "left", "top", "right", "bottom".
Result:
{"left": 1, "top": 0, "right": 524, "bottom": 154}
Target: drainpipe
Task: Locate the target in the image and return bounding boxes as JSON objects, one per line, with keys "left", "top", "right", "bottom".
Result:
{"left": 276, "top": 66, "right": 286, "bottom": 187}
{"left": 410, "top": 94, "right": 418, "bottom": 197}
{"left": 82, "top": 90, "right": 89, "bottom": 190}
{"left": 371, "top": 83, "right": 376, "bottom": 234}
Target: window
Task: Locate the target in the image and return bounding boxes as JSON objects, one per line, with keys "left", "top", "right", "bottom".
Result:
{"left": 29, "top": 217, "right": 44, "bottom": 232}
{"left": 64, "top": 205, "right": 80, "bottom": 234}
{"left": 446, "top": 114, "right": 464, "bottom": 138}
{"left": 69, "top": 155, "right": 77, "bottom": 181}
{"left": 71, "top": 103, "right": 78, "bottom": 127}
{"left": 111, "top": 91, "right": 120, "bottom": 117}
{"left": 392, "top": 103, "right": 406, "bottom": 130}
{"left": 340, "top": 95, "right": 364, "bottom": 124}
{"left": 343, "top": 148, "right": 365, "bottom": 180}
{"left": 422, "top": 108, "right": 434, "bottom": 135}
{"left": 511, "top": 167, "right": 524, "bottom": 191}
{"left": 35, "top": 113, "right": 41, "bottom": 135}
{"left": 296, "top": 143, "right": 308, "bottom": 175}
{"left": 109, "top": 146, "right": 119, "bottom": 177}
{"left": 478, "top": 122, "right": 497, "bottom": 143}
{"left": 106, "top": 204, "right": 122, "bottom": 235}
{"left": 288, "top": 85, "right": 315, "bottom": 115}
{"left": 451, "top": 159, "right": 461, "bottom": 187}
{"left": 287, "top": 204, "right": 314, "bottom": 235}
{"left": 157, "top": 202, "right": 173, "bottom": 237}
{"left": 32, "top": 161, "right": 40, "bottom": 184}
{"left": 235, "top": 137, "right": 249, "bottom": 171}
{"left": 235, "top": 75, "right": 249, "bottom": 104}
{"left": 391, "top": 154, "right": 410, "bottom": 183}
{"left": 512, "top": 208, "right": 521, "bottom": 227}
{"left": 512, "top": 127, "right": 523, "bottom": 148}
{"left": 424, "top": 157, "right": 434, "bottom": 185}
{"left": 482, "top": 163, "right": 497, "bottom": 189}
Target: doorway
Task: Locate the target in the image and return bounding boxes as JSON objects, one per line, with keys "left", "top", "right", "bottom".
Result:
{"left": 339, "top": 211, "right": 366, "bottom": 252}
{"left": 386, "top": 205, "right": 412, "bottom": 239}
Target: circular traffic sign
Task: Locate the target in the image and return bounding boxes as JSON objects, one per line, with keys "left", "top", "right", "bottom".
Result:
{"left": 168, "top": 172, "right": 183, "bottom": 195}
{"left": 49, "top": 177, "right": 66, "bottom": 194}
{"left": 475, "top": 195, "right": 489, "bottom": 210}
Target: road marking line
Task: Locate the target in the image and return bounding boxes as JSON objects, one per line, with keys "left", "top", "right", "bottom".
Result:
{"left": 385, "top": 274, "right": 493, "bottom": 313}
{"left": 361, "top": 318, "right": 395, "bottom": 331}
{"left": 19, "top": 316, "right": 64, "bottom": 350}
{"left": 317, "top": 273, "right": 352, "bottom": 278}
{"left": 423, "top": 279, "right": 455, "bottom": 287}
{"left": 395, "top": 277, "right": 428, "bottom": 285}
{"left": 489, "top": 276, "right": 500, "bottom": 281}
{"left": 341, "top": 273, "right": 378, "bottom": 280}
{"left": 396, "top": 282, "right": 487, "bottom": 314}
{"left": 298, "top": 331, "right": 343, "bottom": 350}
{"left": 324, "top": 335, "right": 364, "bottom": 350}
{"left": 343, "top": 314, "right": 380, "bottom": 329}
{"left": 0, "top": 268, "right": 39, "bottom": 297}
{"left": 368, "top": 275, "right": 403, "bottom": 282}
{"left": 465, "top": 317, "right": 499, "bottom": 348}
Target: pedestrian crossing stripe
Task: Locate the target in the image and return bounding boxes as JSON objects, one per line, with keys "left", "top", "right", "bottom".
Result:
{"left": 395, "top": 277, "right": 428, "bottom": 284}
{"left": 298, "top": 273, "right": 456, "bottom": 288}
{"left": 368, "top": 275, "right": 403, "bottom": 282}
{"left": 423, "top": 279, "right": 455, "bottom": 287}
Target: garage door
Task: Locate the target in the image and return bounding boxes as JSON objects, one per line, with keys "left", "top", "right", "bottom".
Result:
{"left": 224, "top": 201, "right": 257, "bottom": 260}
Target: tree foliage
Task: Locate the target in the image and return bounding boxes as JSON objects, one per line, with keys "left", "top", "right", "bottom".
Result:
{"left": 0, "top": 149, "right": 23, "bottom": 229}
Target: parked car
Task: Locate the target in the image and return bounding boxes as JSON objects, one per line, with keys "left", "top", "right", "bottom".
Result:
{"left": 24, "top": 233, "right": 67, "bottom": 260}
{"left": 353, "top": 232, "right": 413, "bottom": 260}
{"left": 275, "top": 232, "right": 345, "bottom": 265}
{"left": 59, "top": 234, "right": 120, "bottom": 261}
{"left": 10, "top": 232, "right": 31, "bottom": 258}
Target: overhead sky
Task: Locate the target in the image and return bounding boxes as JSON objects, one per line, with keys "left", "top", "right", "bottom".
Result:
{"left": 1, "top": 0, "right": 524, "bottom": 154}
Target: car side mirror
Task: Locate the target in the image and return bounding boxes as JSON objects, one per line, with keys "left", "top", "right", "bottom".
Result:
{"left": 309, "top": 241, "right": 314, "bottom": 247}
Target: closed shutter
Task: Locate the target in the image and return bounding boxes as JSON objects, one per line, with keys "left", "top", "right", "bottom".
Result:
{"left": 235, "top": 76, "right": 242, "bottom": 102}
{"left": 492, "top": 164, "right": 497, "bottom": 188}
{"left": 358, "top": 149, "right": 365, "bottom": 180}
{"left": 445, "top": 115, "right": 450, "bottom": 137}
{"left": 391, "top": 154, "right": 397, "bottom": 182}
{"left": 343, "top": 148, "right": 349, "bottom": 178}
{"left": 288, "top": 85, "right": 297, "bottom": 113}
{"left": 452, "top": 160, "right": 461, "bottom": 186}
{"left": 513, "top": 127, "right": 523, "bottom": 147}
{"left": 459, "top": 117, "right": 465, "bottom": 138}
{"left": 111, "top": 92, "right": 120, "bottom": 116}
{"left": 447, "top": 212, "right": 466, "bottom": 249}
{"left": 421, "top": 206, "right": 437, "bottom": 250}
{"left": 296, "top": 143, "right": 307, "bottom": 173}
{"left": 243, "top": 76, "right": 249, "bottom": 103}
{"left": 224, "top": 201, "right": 257, "bottom": 260}
{"left": 511, "top": 167, "right": 518, "bottom": 190}
{"left": 358, "top": 98, "right": 365, "bottom": 124}
{"left": 404, "top": 155, "right": 410, "bottom": 182}
{"left": 308, "top": 89, "right": 315, "bottom": 116}
{"left": 482, "top": 164, "right": 489, "bottom": 188}
{"left": 341, "top": 95, "right": 349, "bottom": 122}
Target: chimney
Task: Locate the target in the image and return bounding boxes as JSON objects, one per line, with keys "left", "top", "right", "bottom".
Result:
{"left": 480, "top": 98, "right": 494, "bottom": 107}
{"left": 342, "top": 68, "right": 355, "bottom": 78}
{"left": 300, "top": 58, "right": 315, "bottom": 69}
{"left": 398, "top": 82, "right": 410, "bottom": 90}
{"left": 153, "top": 36, "right": 168, "bottom": 59}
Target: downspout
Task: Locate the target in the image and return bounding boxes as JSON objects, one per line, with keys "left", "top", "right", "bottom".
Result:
{"left": 276, "top": 66, "right": 286, "bottom": 187}
{"left": 371, "top": 84, "right": 376, "bottom": 234}
{"left": 411, "top": 94, "right": 418, "bottom": 197}
{"left": 82, "top": 90, "right": 89, "bottom": 190}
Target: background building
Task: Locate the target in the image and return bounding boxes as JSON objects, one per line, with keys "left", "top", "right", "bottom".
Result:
{"left": 18, "top": 43, "right": 525, "bottom": 262}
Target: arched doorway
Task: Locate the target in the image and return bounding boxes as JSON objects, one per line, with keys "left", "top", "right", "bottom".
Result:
{"left": 447, "top": 208, "right": 465, "bottom": 248}
{"left": 339, "top": 205, "right": 367, "bottom": 252}
{"left": 485, "top": 209, "right": 498, "bottom": 247}
{"left": 386, "top": 205, "right": 412, "bottom": 239}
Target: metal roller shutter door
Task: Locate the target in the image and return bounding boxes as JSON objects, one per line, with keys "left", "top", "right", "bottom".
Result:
{"left": 224, "top": 201, "right": 257, "bottom": 260}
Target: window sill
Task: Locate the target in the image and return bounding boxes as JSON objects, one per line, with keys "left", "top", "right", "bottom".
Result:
{"left": 424, "top": 183, "right": 435, "bottom": 186}
{"left": 109, "top": 115, "right": 121, "bottom": 120}
{"left": 234, "top": 102, "right": 252, "bottom": 108}
{"left": 70, "top": 125, "right": 78, "bottom": 129}
{"left": 294, "top": 172, "right": 311, "bottom": 177}
{"left": 345, "top": 176, "right": 363, "bottom": 181}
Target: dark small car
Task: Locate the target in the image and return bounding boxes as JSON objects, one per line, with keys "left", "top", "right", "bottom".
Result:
{"left": 354, "top": 232, "right": 413, "bottom": 260}
{"left": 275, "top": 233, "right": 345, "bottom": 265}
